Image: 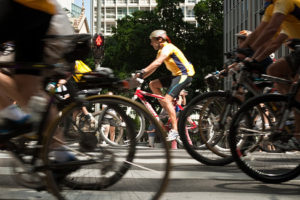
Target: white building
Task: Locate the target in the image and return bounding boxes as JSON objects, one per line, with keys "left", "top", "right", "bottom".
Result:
{"left": 91, "top": 0, "right": 201, "bottom": 36}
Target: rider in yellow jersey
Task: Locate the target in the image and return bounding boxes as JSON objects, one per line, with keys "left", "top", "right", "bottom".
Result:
{"left": 244, "top": 0, "right": 300, "bottom": 150}
{"left": 137, "top": 30, "right": 195, "bottom": 141}
{"left": 247, "top": 2, "right": 288, "bottom": 62}
{"left": 157, "top": 42, "right": 195, "bottom": 77}
{"left": 273, "top": 0, "right": 300, "bottom": 38}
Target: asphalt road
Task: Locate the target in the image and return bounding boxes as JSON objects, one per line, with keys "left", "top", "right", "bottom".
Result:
{"left": 0, "top": 149, "right": 299, "bottom": 200}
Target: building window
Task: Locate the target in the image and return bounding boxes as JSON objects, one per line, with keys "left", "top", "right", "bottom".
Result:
{"left": 106, "top": 23, "right": 115, "bottom": 33}
{"left": 186, "top": 8, "right": 194, "bottom": 18}
{"left": 106, "top": 0, "right": 116, "bottom": 4}
{"left": 71, "top": 3, "right": 81, "bottom": 18}
{"left": 140, "top": 0, "right": 150, "bottom": 4}
{"left": 106, "top": 8, "right": 116, "bottom": 19}
{"left": 117, "top": 0, "right": 127, "bottom": 4}
{"left": 129, "top": 7, "right": 138, "bottom": 15}
{"left": 129, "top": 0, "right": 138, "bottom": 4}
{"left": 117, "top": 8, "right": 127, "bottom": 19}
{"left": 187, "top": 0, "right": 196, "bottom": 3}
{"left": 140, "top": 7, "right": 150, "bottom": 11}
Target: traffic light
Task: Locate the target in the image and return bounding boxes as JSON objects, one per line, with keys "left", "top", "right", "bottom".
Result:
{"left": 95, "top": 34, "right": 104, "bottom": 47}
{"left": 93, "top": 33, "right": 105, "bottom": 62}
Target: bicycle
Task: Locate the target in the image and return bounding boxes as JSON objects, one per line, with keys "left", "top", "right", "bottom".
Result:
{"left": 0, "top": 35, "right": 170, "bottom": 200}
{"left": 101, "top": 76, "right": 197, "bottom": 149}
{"left": 177, "top": 65, "right": 275, "bottom": 166}
{"left": 229, "top": 70, "right": 300, "bottom": 183}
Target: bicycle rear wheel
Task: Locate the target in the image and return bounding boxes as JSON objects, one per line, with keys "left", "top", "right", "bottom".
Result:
{"left": 178, "top": 92, "right": 235, "bottom": 166}
{"left": 42, "top": 95, "right": 170, "bottom": 200}
{"left": 229, "top": 94, "right": 300, "bottom": 183}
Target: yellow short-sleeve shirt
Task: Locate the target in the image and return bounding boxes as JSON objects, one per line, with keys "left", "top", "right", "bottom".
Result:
{"left": 273, "top": 0, "right": 300, "bottom": 38}
{"left": 157, "top": 42, "right": 195, "bottom": 76}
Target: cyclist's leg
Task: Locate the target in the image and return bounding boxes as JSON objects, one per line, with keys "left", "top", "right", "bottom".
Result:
{"left": 267, "top": 56, "right": 300, "bottom": 143}
{"left": 149, "top": 79, "right": 164, "bottom": 96}
{"left": 165, "top": 75, "right": 193, "bottom": 131}
{"left": 108, "top": 119, "right": 116, "bottom": 141}
{"left": 266, "top": 58, "right": 293, "bottom": 94}
{"left": 149, "top": 75, "right": 174, "bottom": 122}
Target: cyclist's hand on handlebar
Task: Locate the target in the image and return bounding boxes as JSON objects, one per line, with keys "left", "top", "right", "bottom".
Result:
{"left": 126, "top": 73, "right": 144, "bottom": 89}
{"left": 128, "top": 78, "right": 140, "bottom": 89}
{"left": 219, "top": 69, "right": 228, "bottom": 77}
{"left": 242, "top": 59, "right": 264, "bottom": 71}
{"left": 244, "top": 57, "right": 253, "bottom": 62}
{"left": 135, "top": 69, "right": 145, "bottom": 79}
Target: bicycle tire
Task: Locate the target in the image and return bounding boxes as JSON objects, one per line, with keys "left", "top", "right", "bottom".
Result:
{"left": 229, "top": 94, "right": 300, "bottom": 183}
{"left": 95, "top": 108, "right": 127, "bottom": 146}
{"left": 98, "top": 105, "right": 146, "bottom": 146}
{"left": 42, "top": 95, "right": 170, "bottom": 200}
{"left": 178, "top": 91, "right": 236, "bottom": 166}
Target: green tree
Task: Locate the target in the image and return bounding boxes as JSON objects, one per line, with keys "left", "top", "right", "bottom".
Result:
{"left": 102, "top": 11, "right": 161, "bottom": 79}
{"left": 186, "top": 0, "right": 224, "bottom": 93}
{"left": 102, "top": 0, "right": 224, "bottom": 96}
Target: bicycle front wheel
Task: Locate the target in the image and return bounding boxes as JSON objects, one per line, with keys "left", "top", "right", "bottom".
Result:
{"left": 229, "top": 94, "right": 300, "bottom": 183}
{"left": 178, "top": 91, "right": 236, "bottom": 166}
{"left": 42, "top": 95, "right": 170, "bottom": 200}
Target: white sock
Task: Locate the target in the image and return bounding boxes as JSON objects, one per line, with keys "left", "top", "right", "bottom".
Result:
{"left": 0, "top": 104, "right": 29, "bottom": 121}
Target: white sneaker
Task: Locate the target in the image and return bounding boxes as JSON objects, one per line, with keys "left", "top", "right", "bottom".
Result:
{"left": 166, "top": 129, "right": 179, "bottom": 141}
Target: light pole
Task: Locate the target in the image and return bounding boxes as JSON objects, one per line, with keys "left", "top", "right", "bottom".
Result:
{"left": 97, "top": 0, "right": 101, "bottom": 33}
{"left": 95, "top": 0, "right": 102, "bottom": 70}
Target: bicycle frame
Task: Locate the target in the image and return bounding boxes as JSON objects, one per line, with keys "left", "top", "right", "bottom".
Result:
{"left": 131, "top": 86, "right": 197, "bottom": 148}
{"left": 133, "top": 86, "right": 183, "bottom": 123}
{"left": 218, "top": 68, "right": 273, "bottom": 127}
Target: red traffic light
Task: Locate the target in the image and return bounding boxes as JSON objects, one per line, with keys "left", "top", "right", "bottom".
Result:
{"left": 96, "top": 35, "right": 103, "bottom": 47}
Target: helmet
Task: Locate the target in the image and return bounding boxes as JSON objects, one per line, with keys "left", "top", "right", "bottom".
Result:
{"left": 149, "top": 30, "right": 167, "bottom": 40}
{"left": 235, "top": 30, "right": 252, "bottom": 39}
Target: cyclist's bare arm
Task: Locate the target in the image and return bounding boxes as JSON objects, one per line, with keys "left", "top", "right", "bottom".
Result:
{"left": 142, "top": 53, "right": 168, "bottom": 78}
{"left": 143, "top": 68, "right": 156, "bottom": 79}
{"left": 240, "top": 21, "right": 269, "bottom": 49}
{"left": 253, "top": 33, "right": 288, "bottom": 62}
{"left": 251, "top": 13, "right": 285, "bottom": 51}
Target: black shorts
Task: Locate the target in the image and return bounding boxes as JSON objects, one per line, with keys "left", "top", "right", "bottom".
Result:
{"left": 159, "top": 75, "right": 193, "bottom": 98}
{"left": 103, "top": 118, "right": 117, "bottom": 127}
{"left": 0, "top": 1, "right": 52, "bottom": 75}
{"left": 285, "top": 50, "right": 300, "bottom": 77}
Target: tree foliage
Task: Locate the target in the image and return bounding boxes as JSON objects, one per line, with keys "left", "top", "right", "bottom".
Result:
{"left": 101, "top": 0, "right": 224, "bottom": 97}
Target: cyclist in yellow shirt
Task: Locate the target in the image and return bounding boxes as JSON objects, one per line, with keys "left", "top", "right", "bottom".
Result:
{"left": 136, "top": 30, "right": 195, "bottom": 141}
{"left": 244, "top": 0, "right": 300, "bottom": 150}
